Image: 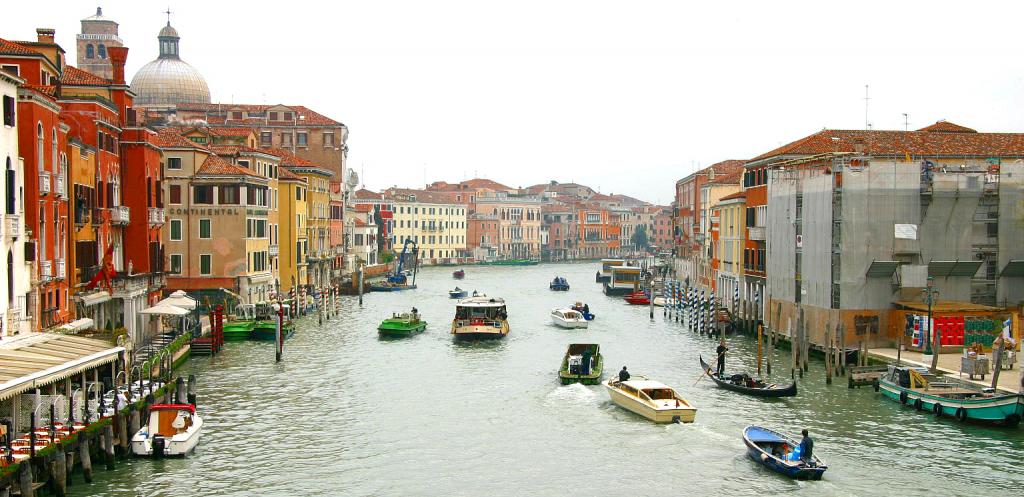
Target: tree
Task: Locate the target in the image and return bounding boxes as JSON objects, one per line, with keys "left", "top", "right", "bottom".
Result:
{"left": 631, "top": 224, "right": 650, "bottom": 251}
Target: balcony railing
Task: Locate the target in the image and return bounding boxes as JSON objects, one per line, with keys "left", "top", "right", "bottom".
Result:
{"left": 40, "top": 260, "right": 52, "bottom": 280}
{"left": 269, "top": 244, "right": 279, "bottom": 257}
{"left": 148, "top": 207, "right": 166, "bottom": 226}
{"left": 7, "top": 305, "right": 22, "bottom": 324}
{"left": 110, "top": 206, "right": 130, "bottom": 225}
{"left": 55, "top": 258, "right": 65, "bottom": 280}
{"left": 748, "top": 226, "right": 766, "bottom": 241}
{"left": 4, "top": 215, "right": 18, "bottom": 237}
{"left": 39, "top": 171, "right": 51, "bottom": 195}
{"left": 56, "top": 175, "right": 67, "bottom": 199}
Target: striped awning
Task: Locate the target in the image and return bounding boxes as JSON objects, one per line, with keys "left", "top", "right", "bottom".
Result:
{"left": 0, "top": 333, "right": 123, "bottom": 402}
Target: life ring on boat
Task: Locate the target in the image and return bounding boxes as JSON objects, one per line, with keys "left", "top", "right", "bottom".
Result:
{"left": 955, "top": 407, "right": 967, "bottom": 422}
{"left": 913, "top": 398, "right": 923, "bottom": 411}
{"left": 933, "top": 403, "right": 943, "bottom": 417}
{"left": 899, "top": 391, "right": 908, "bottom": 404}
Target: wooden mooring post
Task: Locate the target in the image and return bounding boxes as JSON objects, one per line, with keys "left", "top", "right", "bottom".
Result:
{"left": 825, "top": 323, "right": 833, "bottom": 385}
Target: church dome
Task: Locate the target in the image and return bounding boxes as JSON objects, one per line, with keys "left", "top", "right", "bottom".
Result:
{"left": 130, "top": 22, "right": 210, "bottom": 107}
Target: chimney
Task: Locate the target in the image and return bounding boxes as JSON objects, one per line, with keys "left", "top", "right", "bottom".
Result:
{"left": 108, "top": 47, "right": 129, "bottom": 84}
{"left": 36, "top": 28, "right": 55, "bottom": 44}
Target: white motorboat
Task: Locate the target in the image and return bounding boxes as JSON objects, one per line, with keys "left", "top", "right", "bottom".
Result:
{"left": 131, "top": 404, "right": 203, "bottom": 457}
{"left": 551, "top": 308, "right": 589, "bottom": 329}
{"left": 652, "top": 296, "right": 666, "bottom": 307}
{"left": 604, "top": 376, "right": 697, "bottom": 423}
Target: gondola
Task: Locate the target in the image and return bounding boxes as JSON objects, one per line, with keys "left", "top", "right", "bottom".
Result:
{"left": 742, "top": 426, "right": 827, "bottom": 480}
{"left": 699, "top": 356, "right": 797, "bottom": 397}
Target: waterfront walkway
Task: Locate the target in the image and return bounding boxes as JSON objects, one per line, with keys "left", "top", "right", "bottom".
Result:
{"left": 869, "top": 348, "right": 1022, "bottom": 394}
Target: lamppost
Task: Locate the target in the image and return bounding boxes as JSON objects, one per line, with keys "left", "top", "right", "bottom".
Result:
{"left": 921, "top": 276, "right": 941, "bottom": 373}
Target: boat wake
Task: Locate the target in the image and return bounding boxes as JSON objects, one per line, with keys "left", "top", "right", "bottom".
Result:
{"left": 547, "top": 383, "right": 597, "bottom": 404}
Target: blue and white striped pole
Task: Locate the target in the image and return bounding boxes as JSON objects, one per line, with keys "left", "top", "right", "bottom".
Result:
{"left": 699, "top": 289, "right": 705, "bottom": 335}
{"left": 709, "top": 291, "right": 716, "bottom": 336}
{"left": 733, "top": 285, "right": 739, "bottom": 324}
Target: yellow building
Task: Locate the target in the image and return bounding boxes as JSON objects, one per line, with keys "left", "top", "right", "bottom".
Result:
{"left": 277, "top": 167, "right": 308, "bottom": 292}
{"left": 714, "top": 191, "right": 746, "bottom": 309}
{"left": 386, "top": 188, "right": 467, "bottom": 262}
{"left": 268, "top": 148, "right": 333, "bottom": 288}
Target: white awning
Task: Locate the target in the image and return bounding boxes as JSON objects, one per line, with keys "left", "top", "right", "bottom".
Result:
{"left": 0, "top": 333, "right": 124, "bottom": 402}
{"left": 58, "top": 318, "right": 95, "bottom": 332}
{"left": 78, "top": 291, "right": 111, "bottom": 307}
{"left": 157, "top": 290, "right": 197, "bottom": 310}
{"left": 140, "top": 304, "right": 189, "bottom": 316}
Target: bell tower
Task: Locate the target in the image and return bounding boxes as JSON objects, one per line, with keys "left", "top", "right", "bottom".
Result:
{"left": 76, "top": 7, "right": 123, "bottom": 80}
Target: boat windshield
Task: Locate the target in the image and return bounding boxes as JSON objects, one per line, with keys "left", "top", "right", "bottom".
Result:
{"left": 643, "top": 388, "right": 676, "bottom": 400}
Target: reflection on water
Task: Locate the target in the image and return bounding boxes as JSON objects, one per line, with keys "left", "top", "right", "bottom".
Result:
{"left": 73, "top": 263, "right": 1024, "bottom": 497}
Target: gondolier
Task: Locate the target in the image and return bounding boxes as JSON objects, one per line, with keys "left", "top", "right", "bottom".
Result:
{"left": 716, "top": 339, "right": 729, "bottom": 375}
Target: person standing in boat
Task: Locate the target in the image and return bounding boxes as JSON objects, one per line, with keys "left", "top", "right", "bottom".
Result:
{"left": 716, "top": 339, "right": 729, "bottom": 376}
{"left": 619, "top": 366, "right": 630, "bottom": 382}
{"left": 798, "top": 429, "right": 814, "bottom": 464}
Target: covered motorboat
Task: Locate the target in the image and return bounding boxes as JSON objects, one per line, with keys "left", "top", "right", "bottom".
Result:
{"left": 551, "top": 308, "right": 589, "bottom": 329}
{"left": 131, "top": 404, "right": 203, "bottom": 457}
{"left": 451, "top": 296, "right": 509, "bottom": 339}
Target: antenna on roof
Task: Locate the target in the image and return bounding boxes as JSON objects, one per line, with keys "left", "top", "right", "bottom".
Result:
{"left": 864, "top": 84, "right": 870, "bottom": 130}
{"left": 903, "top": 113, "right": 909, "bottom": 132}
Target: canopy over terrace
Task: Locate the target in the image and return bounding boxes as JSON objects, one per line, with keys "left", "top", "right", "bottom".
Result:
{"left": 0, "top": 333, "right": 124, "bottom": 402}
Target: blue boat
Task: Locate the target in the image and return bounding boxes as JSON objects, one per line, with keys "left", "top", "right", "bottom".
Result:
{"left": 449, "top": 287, "right": 468, "bottom": 299}
{"left": 571, "top": 303, "right": 595, "bottom": 321}
{"left": 878, "top": 365, "right": 1024, "bottom": 426}
{"left": 550, "top": 276, "right": 570, "bottom": 291}
{"left": 742, "top": 426, "right": 827, "bottom": 480}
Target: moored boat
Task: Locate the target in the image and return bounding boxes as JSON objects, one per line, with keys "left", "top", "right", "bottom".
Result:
{"left": 251, "top": 304, "right": 295, "bottom": 341}
{"left": 477, "top": 259, "right": 539, "bottom": 266}
{"left": 742, "top": 426, "right": 827, "bottom": 480}
{"left": 449, "top": 287, "right": 468, "bottom": 299}
{"left": 603, "top": 376, "right": 697, "bottom": 423}
{"left": 551, "top": 308, "right": 589, "bottom": 329}
{"left": 550, "top": 276, "right": 570, "bottom": 291}
{"left": 451, "top": 296, "right": 509, "bottom": 339}
{"left": 453, "top": 269, "right": 465, "bottom": 279}
{"left": 130, "top": 404, "right": 203, "bottom": 457}
{"left": 369, "top": 282, "right": 418, "bottom": 292}
{"left": 222, "top": 303, "right": 256, "bottom": 341}
{"left": 878, "top": 365, "right": 1024, "bottom": 426}
{"left": 378, "top": 311, "right": 427, "bottom": 336}
{"left": 624, "top": 291, "right": 650, "bottom": 305}
{"left": 559, "top": 343, "right": 603, "bottom": 385}
{"left": 596, "top": 258, "right": 625, "bottom": 283}
{"left": 699, "top": 356, "right": 797, "bottom": 397}
{"left": 604, "top": 266, "right": 643, "bottom": 296}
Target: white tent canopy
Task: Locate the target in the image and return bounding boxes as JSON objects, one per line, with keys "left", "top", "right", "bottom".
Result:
{"left": 140, "top": 304, "right": 189, "bottom": 316}
{"left": 158, "top": 290, "right": 197, "bottom": 310}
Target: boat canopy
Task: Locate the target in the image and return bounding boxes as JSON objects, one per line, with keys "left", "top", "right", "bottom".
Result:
{"left": 620, "top": 380, "right": 671, "bottom": 390}
{"left": 456, "top": 296, "right": 505, "bottom": 308}
{"left": 745, "top": 426, "right": 787, "bottom": 443}
{"left": 567, "top": 344, "right": 599, "bottom": 355}
{"left": 150, "top": 403, "right": 196, "bottom": 414}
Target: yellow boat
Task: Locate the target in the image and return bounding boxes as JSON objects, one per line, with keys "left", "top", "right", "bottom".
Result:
{"left": 451, "top": 296, "right": 509, "bottom": 339}
{"left": 604, "top": 377, "right": 697, "bottom": 423}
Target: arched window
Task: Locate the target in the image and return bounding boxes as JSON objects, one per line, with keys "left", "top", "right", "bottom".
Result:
{"left": 36, "top": 123, "right": 43, "bottom": 171}
{"left": 51, "top": 128, "right": 56, "bottom": 173}
{"left": 98, "top": 44, "right": 107, "bottom": 59}
{"left": 5, "top": 156, "right": 14, "bottom": 215}
{"left": 86, "top": 44, "right": 95, "bottom": 59}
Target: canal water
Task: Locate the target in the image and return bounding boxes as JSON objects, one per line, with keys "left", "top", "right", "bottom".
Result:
{"left": 73, "top": 263, "right": 1024, "bottom": 496}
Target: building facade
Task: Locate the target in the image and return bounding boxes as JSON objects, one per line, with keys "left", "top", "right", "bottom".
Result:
{"left": 387, "top": 189, "right": 467, "bottom": 263}
{"left": 76, "top": 7, "right": 122, "bottom": 80}
{"left": 1, "top": 71, "right": 31, "bottom": 336}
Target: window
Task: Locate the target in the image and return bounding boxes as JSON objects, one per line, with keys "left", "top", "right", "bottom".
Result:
{"left": 282, "top": 133, "right": 293, "bottom": 146}
{"left": 324, "top": 132, "right": 334, "bottom": 146}
{"left": 200, "top": 254, "right": 212, "bottom": 275}
{"left": 296, "top": 187, "right": 302, "bottom": 200}
{"left": 231, "top": 111, "right": 243, "bottom": 120}
{"left": 169, "top": 219, "right": 182, "bottom": 241}
{"left": 168, "top": 157, "right": 182, "bottom": 170}
{"left": 297, "top": 132, "right": 308, "bottom": 146}
{"left": 260, "top": 132, "right": 271, "bottom": 145}
{"left": 219, "top": 185, "right": 240, "bottom": 204}
{"left": 199, "top": 219, "right": 212, "bottom": 239}
{"left": 36, "top": 124, "right": 43, "bottom": 171}
{"left": 170, "top": 254, "right": 182, "bottom": 274}
{"left": 86, "top": 44, "right": 94, "bottom": 59}
{"left": 269, "top": 111, "right": 278, "bottom": 121}
{"left": 283, "top": 112, "right": 293, "bottom": 120}
{"left": 2, "top": 95, "right": 13, "bottom": 126}
{"left": 169, "top": 184, "right": 182, "bottom": 204}
{"left": 193, "top": 185, "right": 214, "bottom": 204}
{"left": 0, "top": 65, "right": 19, "bottom": 77}
{"left": 97, "top": 44, "right": 106, "bottom": 59}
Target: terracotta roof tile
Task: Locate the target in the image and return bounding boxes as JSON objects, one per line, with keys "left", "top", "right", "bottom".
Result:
{"left": 61, "top": 66, "right": 109, "bottom": 86}
{"left": 175, "top": 103, "right": 344, "bottom": 126}
{"left": 19, "top": 84, "right": 57, "bottom": 102}
{"left": 153, "top": 128, "right": 209, "bottom": 150}
{"left": 0, "top": 37, "right": 39, "bottom": 56}
{"left": 277, "top": 166, "right": 302, "bottom": 181}
{"left": 718, "top": 191, "right": 747, "bottom": 202}
{"left": 196, "top": 155, "right": 263, "bottom": 178}
{"left": 263, "top": 147, "right": 316, "bottom": 167}
{"left": 750, "top": 125, "right": 1024, "bottom": 163}
{"left": 353, "top": 218, "right": 368, "bottom": 227}
{"left": 355, "top": 188, "right": 384, "bottom": 200}
{"left": 916, "top": 121, "right": 977, "bottom": 133}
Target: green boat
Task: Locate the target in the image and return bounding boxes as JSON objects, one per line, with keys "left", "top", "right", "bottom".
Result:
{"left": 250, "top": 303, "right": 296, "bottom": 341}
{"left": 558, "top": 343, "right": 603, "bottom": 385}
{"left": 879, "top": 365, "right": 1024, "bottom": 426}
{"left": 222, "top": 304, "right": 256, "bottom": 341}
{"left": 378, "top": 312, "right": 427, "bottom": 336}
{"left": 477, "top": 259, "right": 539, "bottom": 266}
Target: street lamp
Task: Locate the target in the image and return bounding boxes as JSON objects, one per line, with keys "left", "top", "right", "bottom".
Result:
{"left": 922, "top": 276, "right": 941, "bottom": 373}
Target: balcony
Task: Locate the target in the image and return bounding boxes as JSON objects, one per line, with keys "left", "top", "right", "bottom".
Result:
{"left": 55, "top": 258, "right": 65, "bottom": 280}
{"left": 748, "top": 226, "right": 766, "bottom": 241}
{"left": 4, "top": 215, "right": 18, "bottom": 237}
{"left": 110, "top": 206, "right": 130, "bottom": 225}
{"left": 56, "top": 175, "right": 67, "bottom": 199}
{"left": 7, "top": 305, "right": 22, "bottom": 325}
{"left": 148, "top": 208, "right": 166, "bottom": 226}
{"left": 39, "top": 171, "right": 51, "bottom": 195}
{"left": 269, "top": 244, "right": 279, "bottom": 257}
{"left": 40, "top": 260, "right": 52, "bottom": 281}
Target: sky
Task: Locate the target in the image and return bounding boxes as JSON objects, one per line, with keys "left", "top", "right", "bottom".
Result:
{"left": 6, "top": 1, "right": 1024, "bottom": 205}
